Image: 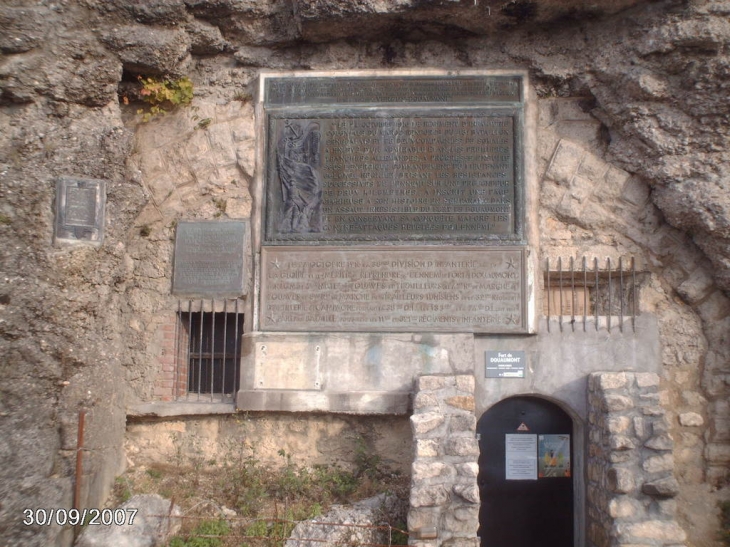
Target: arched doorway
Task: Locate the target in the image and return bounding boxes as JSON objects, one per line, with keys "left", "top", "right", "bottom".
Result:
{"left": 477, "top": 396, "right": 574, "bottom": 547}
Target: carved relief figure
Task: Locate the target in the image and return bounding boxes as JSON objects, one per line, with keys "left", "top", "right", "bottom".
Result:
{"left": 276, "top": 120, "right": 323, "bottom": 233}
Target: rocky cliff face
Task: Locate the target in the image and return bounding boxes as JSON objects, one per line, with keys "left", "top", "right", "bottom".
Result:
{"left": 0, "top": 1, "right": 728, "bottom": 546}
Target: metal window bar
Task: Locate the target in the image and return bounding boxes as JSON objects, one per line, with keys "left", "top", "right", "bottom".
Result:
{"left": 544, "top": 257, "right": 639, "bottom": 333}
{"left": 570, "top": 256, "right": 575, "bottom": 332}
{"left": 176, "top": 299, "right": 244, "bottom": 401}
{"left": 546, "top": 258, "right": 551, "bottom": 333}
{"left": 211, "top": 299, "right": 215, "bottom": 402}
{"left": 607, "top": 258, "right": 612, "bottom": 333}
{"left": 558, "top": 257, "right": 563, "bottom": 333}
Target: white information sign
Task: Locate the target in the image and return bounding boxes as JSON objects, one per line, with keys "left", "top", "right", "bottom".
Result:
{"left": 505, "top": 433, "right": 538, "bottom": 480}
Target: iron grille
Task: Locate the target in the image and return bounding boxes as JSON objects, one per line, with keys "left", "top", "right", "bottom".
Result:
{"left": 175, "top": 299, "right": 243, "bottom": 401}
{"left": 544, "top": 257, "right": 642, "bottom": 333}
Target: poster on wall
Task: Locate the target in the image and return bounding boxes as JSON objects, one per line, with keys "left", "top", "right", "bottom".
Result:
{"left": 538, "top": 434, "right": 571, "bottom": 478}
{"left": 505, "top": 434, "right": 537, "bottom": 480}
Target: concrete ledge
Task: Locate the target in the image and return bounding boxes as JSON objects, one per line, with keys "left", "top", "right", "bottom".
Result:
{"left": 127, "top": 402, "right": 235, "bottom": 418}
{"left": 236, "top": 390, "right": 411, "bottom": 415}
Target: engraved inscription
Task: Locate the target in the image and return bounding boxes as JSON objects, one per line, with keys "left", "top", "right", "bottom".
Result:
{"left": 266, "top": 76, "right": 522, "bottom": 105}
{"left": 260, "top": 247, "right": 525, "bottom": 333}
{"left": 266, "top": 114, "right": 518, "bottom": 241}
{"left": 172, "top": 221, "right": 247, "bottom": 296}
{"left": 65, "top": 187, "right": 97, "bottom": 227}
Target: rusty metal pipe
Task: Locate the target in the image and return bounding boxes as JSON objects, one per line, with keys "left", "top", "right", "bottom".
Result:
{"left": 74, "top": 410, "right": 86, "bottom": 536}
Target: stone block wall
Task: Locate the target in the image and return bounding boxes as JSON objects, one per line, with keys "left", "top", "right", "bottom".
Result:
{"left": 408, "top": 375, "right": 480, "bottom": 547}
{"left": 587, "top": 372, "right": 687, "bottom": 547}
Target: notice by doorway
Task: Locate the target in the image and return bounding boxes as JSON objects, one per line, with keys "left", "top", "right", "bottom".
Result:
{"left": 477, "top": 396, "right": 574, "bottom": 547}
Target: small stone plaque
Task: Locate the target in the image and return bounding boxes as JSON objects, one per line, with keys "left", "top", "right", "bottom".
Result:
{"left": 260, "top": 247, "right": 526, "bottom": 333}
{"left": 262, "top": 74, "right": 525, "bottom": 244}
{"left": 172, "top": 221, "right": 248, "bottom": 297}
{"left": 54, "top": 177, "right": 106, "bottom": 245}
{"left": 486, "top": 350, "right": 526, "bottom": 378}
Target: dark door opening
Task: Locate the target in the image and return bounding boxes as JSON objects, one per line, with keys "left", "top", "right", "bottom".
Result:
{"left": 477, "top": 396, "right": 574, "bottom": 547}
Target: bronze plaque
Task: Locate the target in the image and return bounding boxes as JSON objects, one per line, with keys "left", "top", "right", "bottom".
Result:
{"left": 265, "top": 75, "right": 522, "bottom": 105}
{"left": 54, "top": 177, "right": 106, "bottom": 245}
{"left": 172, "top": 221, "right": 248, "bottom": 297}
{"left": 260, "top": 247, "right": 526, "bottom": 333}
{"left": 263, "top": 75, "right": 525, "bottom": 244}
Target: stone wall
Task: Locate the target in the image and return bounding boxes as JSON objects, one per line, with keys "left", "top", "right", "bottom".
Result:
{"left": 125, "top": 412, "right": 413, "bottom": 475}
{"left": 409, "top": 375, "right": 480, "bottom": 547}
{"left": 587, "top": 372, "right": 686, "bottom": 547}
{"left": 1, "top": 1, "right": 729, "bottom": 546}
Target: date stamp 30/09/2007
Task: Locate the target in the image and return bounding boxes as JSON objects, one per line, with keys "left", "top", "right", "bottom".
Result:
{"left": 22, "top": 508, "right": 138, "bottom": 527}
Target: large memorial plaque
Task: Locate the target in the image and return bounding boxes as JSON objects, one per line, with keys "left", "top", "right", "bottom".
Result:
{"left": 172, "top": 221, "right": 248, "bottom": 296}
{"left": 260, "top": 247, "right": 526, "bottom": 333}
{"left": 263, "top": 75, "right": 525, "bottom": 244}
{"left": 54, "top": 177, "right": 106, "bottom": 245}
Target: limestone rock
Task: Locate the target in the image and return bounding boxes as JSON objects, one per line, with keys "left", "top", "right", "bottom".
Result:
{"left": 410, "top": 485, "right": 450, "bottom": 508}
{"left": 642, "top": 454, "right": 674, "bottom": 474}
{"left": 415, "top": 439, "right": 439, "bottom": 458}
{"left": 0, "top": 6, "right": 48, "bottom": 54}
{"left": 444, "top": 396, "right": 475, "bottom": 412}
{"left": 412, "top": 461, "right": 454, "bottom": 481}
{"left": 678, "top": 412, "right": 703, "bottom": 427}
{"left": 411, "top": 412, "right": 445, "bottom": 435}
{"left": 452, "top": 483, "right": 480, "bottom": 504}
{"left": 74, "top": 494, "right": 181, "bottom": 547}
{"left": 644, "top": 434, "right": 674, "bottom": 451}
{"left": 619, "top": 520, "right": 687, "bottom": 543}
{"left": 642, "top": 476, "right": 680, "bottom": 498}
{"left": 286, "top": 494, "right": 404, "bottom": 547}
{"left": 124, "top": 0, "right": 189, "bottom": 25}
{"left": 101, "top": 26, "right": 191, "bottom": 75}
{"left": 188, "top": 20, "right": 232, "bottom": 54}
{"left": 604, "top": 394, "right": 634, "bottom": 412}
{"left": 444, "top": 437, "right": 479, "bottom": 458}
{"left": 294, "top": 0, "right": 649, "bottom": 42}
{"left": 607, "top": 467, "right": 635, "bottom": 494}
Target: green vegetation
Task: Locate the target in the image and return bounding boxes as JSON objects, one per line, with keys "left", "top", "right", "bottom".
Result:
{"left": 721, "top": 500, "right": 730, "bottom": 545}
{"left": 136, "top": 76, "right": 194, "bottom": 122}
{"left": 111, "top": 440, "right": 408, "bottom": 547}
{"left": 169, "top": 519, "right": 230, "bottom": 547}
{"left": 213, "top": 198, "right": 227, "bottom": 218}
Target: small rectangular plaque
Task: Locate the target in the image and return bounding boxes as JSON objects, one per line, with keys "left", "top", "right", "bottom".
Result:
{"left": 172, "top": 221, "right": 248, "bottom": 297}
{"left": 486, "top": 350, "right": 526, "bottom": 378}
{"left": 54, "top": 177, "right": 106, "bottom": 245}
{"left": 260, "top": 246, "right": 526, "bottom": 333}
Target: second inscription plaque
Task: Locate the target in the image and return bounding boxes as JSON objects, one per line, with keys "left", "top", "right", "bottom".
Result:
{"left": 260, "top": 247, "right": 526, "bottom": 333}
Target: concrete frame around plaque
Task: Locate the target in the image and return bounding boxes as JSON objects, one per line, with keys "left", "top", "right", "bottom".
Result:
{"left": 251, "top": 70, "right": 539, "bottom": 334}
{"left": 54, "top": 177, "right": 106, "bottom": 246}
{"left": 172, "top": 220, "right": 249, "bottom": 298}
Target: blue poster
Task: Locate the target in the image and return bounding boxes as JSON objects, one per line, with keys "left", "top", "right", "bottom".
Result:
{"left": 538, "top": 434, "right": 570, "bottom": 478}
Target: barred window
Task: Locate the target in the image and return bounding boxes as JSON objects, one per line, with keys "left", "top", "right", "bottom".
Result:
{"left": 175, "top": 300, "right": 243, "bottom": 401}
{"left": 543, "top": 257, "right": 645, "bottom": 333}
